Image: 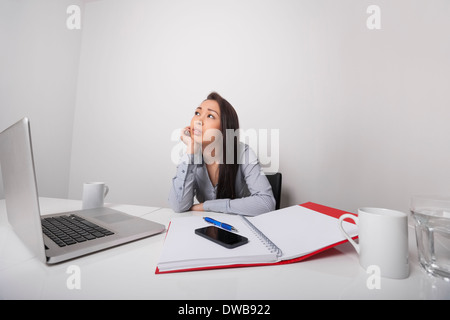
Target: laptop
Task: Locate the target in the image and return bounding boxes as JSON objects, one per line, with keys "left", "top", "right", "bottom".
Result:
{"left": 0, "top": 117, "right": 165, "bottom": 264}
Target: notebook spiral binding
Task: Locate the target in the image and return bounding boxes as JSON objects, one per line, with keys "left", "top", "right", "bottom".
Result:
{"left": 241, "top": 216, "right": 283, "bottom": 258}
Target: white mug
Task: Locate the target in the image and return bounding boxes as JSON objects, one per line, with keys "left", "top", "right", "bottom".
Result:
{"left": 338, "top": 207, "right": 409, "bottom": 279}
{"left": 82, "top": 182, "right": 109, "bottom": 210}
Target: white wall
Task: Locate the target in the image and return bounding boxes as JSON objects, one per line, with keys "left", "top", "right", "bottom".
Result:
{"left": 2, "top": 0, "right": 449, "bottom": 215}
{"left": 0, "top": 0, "right": 83, "bottom": 199}
{"left": 68, "top": 0, "right": 450, "bottom": 213}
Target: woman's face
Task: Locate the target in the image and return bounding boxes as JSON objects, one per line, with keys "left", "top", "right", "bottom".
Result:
{"left": 190, "top": 99, "right": 221, "bottom": 146}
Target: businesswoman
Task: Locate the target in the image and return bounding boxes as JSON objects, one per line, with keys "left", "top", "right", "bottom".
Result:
{"left": 168, "top": 92, "right": 276, "bottom": 216}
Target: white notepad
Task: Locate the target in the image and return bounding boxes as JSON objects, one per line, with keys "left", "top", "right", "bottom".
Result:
{"left": 156, "top": 204, "right": 358, "bottom": 273}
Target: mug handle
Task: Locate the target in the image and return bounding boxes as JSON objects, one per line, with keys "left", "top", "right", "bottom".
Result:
{"left": 338, "top": 213, "right": 360, "bottom": 254}
{"left": 104, "top": 185, "right": 109, "bottom": 198}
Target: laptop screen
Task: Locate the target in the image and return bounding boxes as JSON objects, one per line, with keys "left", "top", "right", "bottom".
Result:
{"left": 0, "top": 118, "right": 46, "bottom": 262}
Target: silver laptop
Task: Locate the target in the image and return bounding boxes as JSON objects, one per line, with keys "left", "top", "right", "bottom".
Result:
{"left": 0, "top": 117, "right": 165, "bottom": 264}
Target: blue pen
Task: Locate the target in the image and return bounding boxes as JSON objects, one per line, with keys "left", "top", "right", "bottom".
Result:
{"left": 203, "top": 217, "right": 238, "bottom": 232}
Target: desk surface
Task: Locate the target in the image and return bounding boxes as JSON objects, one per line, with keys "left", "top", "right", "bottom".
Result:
{"left": 0, "top": 198, "right": 449, "bottom": 300}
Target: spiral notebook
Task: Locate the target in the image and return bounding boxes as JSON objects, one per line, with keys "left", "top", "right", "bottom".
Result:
{"left": 155, "top": 203, "right": 358, "bottom": 274}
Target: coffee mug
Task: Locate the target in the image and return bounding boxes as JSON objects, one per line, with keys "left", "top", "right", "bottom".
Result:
{"left": 338, "top": 207, "right": 409, "bottom": 279}
{"left": 82, "top": 182, "right": 109, "bottom": 210}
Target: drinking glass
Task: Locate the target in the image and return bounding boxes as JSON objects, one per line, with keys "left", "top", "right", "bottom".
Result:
{"left": 410, "top": 196, "right": 450, "bottom": 281}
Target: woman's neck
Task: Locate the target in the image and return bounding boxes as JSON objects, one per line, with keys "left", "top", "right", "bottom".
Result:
{"left": 202, "top": 144, "right": 222, "bottom": 166}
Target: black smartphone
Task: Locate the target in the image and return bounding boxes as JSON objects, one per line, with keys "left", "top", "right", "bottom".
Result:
{"left": 195, "top": 226, "right": 248, "bottom": 249}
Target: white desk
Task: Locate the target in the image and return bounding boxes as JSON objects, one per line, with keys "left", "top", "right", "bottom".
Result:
{"left": 0, "top": 198, "right": 449, "bottom": 300}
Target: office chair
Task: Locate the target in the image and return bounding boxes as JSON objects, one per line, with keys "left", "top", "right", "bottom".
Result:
{"left": 265, "top": 172, "right": 282, "bottom": 210}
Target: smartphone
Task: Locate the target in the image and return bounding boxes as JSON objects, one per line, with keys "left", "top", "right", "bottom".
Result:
{"left": 195, "top": 226, "right": 248, "bottom": 249}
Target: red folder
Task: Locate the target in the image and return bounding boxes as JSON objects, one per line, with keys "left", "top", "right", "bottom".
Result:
{"left": 155, "top": 202, "right": 357, "bottom": 274}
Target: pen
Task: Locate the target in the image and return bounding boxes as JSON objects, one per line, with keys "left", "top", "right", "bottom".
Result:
{"left": 203, "top": 217, "right": 238, "bottom": 232}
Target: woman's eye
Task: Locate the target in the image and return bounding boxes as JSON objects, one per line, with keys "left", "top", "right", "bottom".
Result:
{"left": 195, "top": 111, "right": 200, "bottom": 116}
{"left": 207, "top": 114, "right": 214, "bottom": 119}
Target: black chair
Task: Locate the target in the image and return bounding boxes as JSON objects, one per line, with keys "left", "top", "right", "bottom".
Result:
{"left": 265, "top": 172, "right": 282, "bottom": 210}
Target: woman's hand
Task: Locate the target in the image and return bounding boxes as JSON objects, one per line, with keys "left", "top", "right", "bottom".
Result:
{"left": 190, "top": 203, "right": 204, "bottom": 211}
{"left": 180, "top": 126, "right": 199, "bottom": 155}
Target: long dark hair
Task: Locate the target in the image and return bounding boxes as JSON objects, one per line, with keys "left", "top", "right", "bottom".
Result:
{"left": 206, "top": 92, "right": 239, "bottom": 200}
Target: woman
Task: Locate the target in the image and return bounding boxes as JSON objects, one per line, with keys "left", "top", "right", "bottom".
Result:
{"left": 168, "top": 92, "right": 276, "bottom": 216}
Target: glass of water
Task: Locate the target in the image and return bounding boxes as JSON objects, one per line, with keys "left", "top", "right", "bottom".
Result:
{"left": 410, "top": 196, "right": 450, "bottom": 281}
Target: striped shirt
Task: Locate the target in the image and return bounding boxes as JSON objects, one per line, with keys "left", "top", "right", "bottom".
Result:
{"left": 168, "top": 143, "right": 276, "bottom": 216}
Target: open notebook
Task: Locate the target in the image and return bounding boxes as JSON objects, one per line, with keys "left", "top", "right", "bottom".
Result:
{"left": 155, "top": 203, "right": 358, "bottom": 274}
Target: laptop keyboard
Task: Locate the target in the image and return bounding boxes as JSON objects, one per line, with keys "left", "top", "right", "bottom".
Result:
{"left": 41, "top": 214, "right": 115, "bottom": 247}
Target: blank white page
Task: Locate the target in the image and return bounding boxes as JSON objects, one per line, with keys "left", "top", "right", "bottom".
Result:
{"left": 247, "top": 205, "right": 358, "bottom": 260}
